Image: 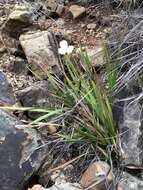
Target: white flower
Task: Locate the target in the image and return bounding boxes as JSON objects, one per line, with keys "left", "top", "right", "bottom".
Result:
{"left": 58, "top": 40, "right": 74, "bottom": 55}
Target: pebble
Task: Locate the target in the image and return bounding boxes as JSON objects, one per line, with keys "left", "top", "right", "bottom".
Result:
{"left": 87, "top": 23, "right": 97, "bottom": 30}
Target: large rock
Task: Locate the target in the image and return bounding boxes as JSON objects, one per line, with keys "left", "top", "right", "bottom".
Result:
{"left": 19, "top": 31, "right": 61, "bottom": 78}
{"left": 80, "top": 161, "right": 113, "bottom": 190}
{"left": 119, "top": 100, "right": 143, "bottom": 167}
{"left": 113, "top": 84, "right": 143, "bottom": 168}
{"left": 117, "top": 172, "right": 143, "bottom": 190}
{"left": 2, "top": 3, "right": 35, "bottom": 38}
{"left": 1, "top": 3, "right": 38, "bottom": 53}
{"left": 0, "top": 71, "right": 15, "bottom": 105}
{"left": 0, "top": 109, "right": 46, "bottom": 190}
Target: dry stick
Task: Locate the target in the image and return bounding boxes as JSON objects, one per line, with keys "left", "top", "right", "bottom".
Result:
{"left": 47, "top": 154, "right": 85, "bottom": 174}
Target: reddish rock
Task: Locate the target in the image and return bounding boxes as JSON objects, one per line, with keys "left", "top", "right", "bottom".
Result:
{"left": 69, "top": 5, "right": 86, "bottom": 19}
{"left": 80, "top": 161, "right": 113, "bottom": 190}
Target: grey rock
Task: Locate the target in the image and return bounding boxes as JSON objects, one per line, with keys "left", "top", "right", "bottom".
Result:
{"left": 0, "top": 109, "right": 46, "bottom": 190}
{"left": 2, "top": 3, "right": 34, "bottom": 38}
{"left": 17, "top": 81, "right": 61, "bottom": 119}
{"left": 19, "top": 30, "right": 61, "bottom": 78}
{"left": 87, "top": 43, "right": 104, "bottom": 66}
{"left": 47, "top": 183, "right": 82, "bottom": 190}
{"left": 0, "top": 71, "right": 15, "bottom": 105}
{"left": 13, "top": 57, "right": 26, "bottom": 74}
{"left": 117, "top": 172, "right": 143, "bottom": 190}
{"left": 29, "top": 183, "right": 82, "bottom": 190}
{"left": 44, "top": 0, "right": 64, "bottom": 17}
{"left": 1, "top": 3, "right": 39, "bottom": 53}
{"left": 56, "top": 4, "right": 64, "bottom": 16}
{"left": 4, "top": 57, "right": 27, "bottom": 74}
{"left": 113, "top": 84, "right": 143, "bottom": 167}
{"left": 118, "top": 99, "right": 143, "bottom": 167}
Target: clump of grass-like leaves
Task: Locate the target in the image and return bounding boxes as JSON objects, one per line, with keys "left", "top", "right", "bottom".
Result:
{"left": 48, "top": 44, "right": 117, "bottom": 158}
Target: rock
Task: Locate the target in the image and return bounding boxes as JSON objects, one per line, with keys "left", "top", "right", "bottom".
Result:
{"left": 0, "top": 37, "right": 6, "bottom": 55}
{"left": 56, "top": 18, "right": 65, "bottom": 28}
{"left": 87, "top": 43, "right": 104, "bottom": 66}
{"left": 1, "top": 3, "right": 38, "bottom": 53}
{"left": 46, "top": 0, "right": 57, "bottom": 12}
{"left": 80, "top": 161, "right": 113, "bottom": 190}
{"left": 17, "top": 81, "right": 61, "bottom": 119}
{"left": 56, "top": 4, "right": 64, "bottom": 16}
{"left": 28, "top": 185, "right": 46, "bottom": 190}
{"left": 0, "top": 71, "right": 15, "bottom": 105}
{"left": 119, "top": 100, "right": 143, "bottom": 167}
{"left": 45, "top": 0, "right": 64, "bottom": 17}
{"left": 0, "top": 109, "right": 46, "bottom": 190}
{"left": 19, "top": 30, "right": 61, "bottom": 78}
{"left": 2, "top": 3, "right": 34, "bottom": 38}
{"left": 9, "top": 4, "right": 33, "bottom": 23}
{"left": 87, "top": 23, "right": 97, "bottom": 30}
{"left": 69, "top": 5, "right": 86, "bottom": 19}
{"left": 13, "top": 57, "right": 26, "bottom": 74}
{"left": 48, "top": 183, "right": 82, "bottom": 190}
{"left": 46, "top": 125, "right": 57, "bottom": 135}
{"left": 29, "top": 183, "right": 82, "bottom": 190}
{"left": 113, "top": 85, "right": 143, "bottom": 167}
{"left": 117, "top": 172, "right": 143, "bottom": 190}
{"left": 4, "top": 56, "right": 27, "bottom": 74}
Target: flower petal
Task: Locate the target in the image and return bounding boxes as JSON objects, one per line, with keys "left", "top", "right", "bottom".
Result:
{"left": 67, "top": 46, "right": 74, "bottom": 54}
{"left": 59, "top": 40, "right": 68, "bottom": 49}
{"left": 58, "top": 47, "right": 66, "bottom": 55}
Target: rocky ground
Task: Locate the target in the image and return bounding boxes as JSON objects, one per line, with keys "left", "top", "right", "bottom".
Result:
{"left": 0, "top": 0, "right": 143, "bottom": 190}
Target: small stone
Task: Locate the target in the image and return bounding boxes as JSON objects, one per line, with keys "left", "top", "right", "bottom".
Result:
{"left": 80, "top": 161, "right": 113, "bottom": 190}
{"left": 87, "top": 43, "right": 104, "bottom": 66}
{"left": 56, "top": 18, "right": 65, "bottom": 28}
{"left": 87, "top": 23, "right": 97, "bottom": 30}
{"left": 56, "top": 4, "right": 64, "bottom": 16}
{"left": 47, "top": 125, "right": 57, "bottom": 135}
{"left": 28, "top": 185, "right": 46, "bottom": 190}
{"left": 81, "top": 23, "right": 86, "bottom": 28}
{"left": 69, "top": 5, "right": 86, "bottom": 19}
{"left": 46, "top": 0, "right": 57, "bottom": 12}
{"left": 45, "top": 0, "right": 64, "bottom": 16}
{"left": 13, "top": 57, "right": 26, "bottom": 74}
